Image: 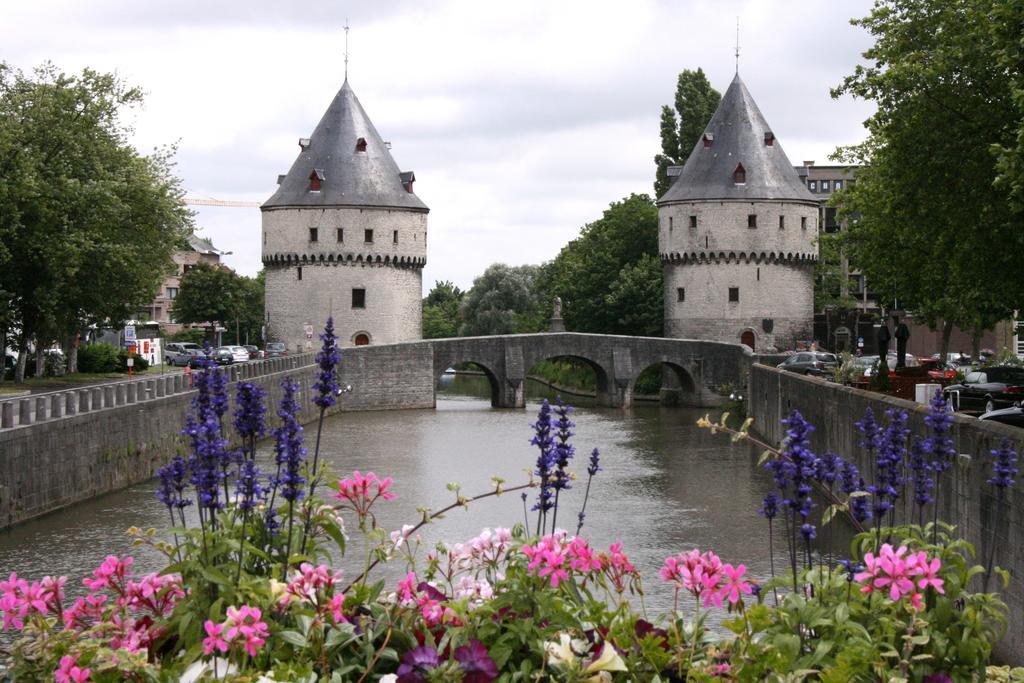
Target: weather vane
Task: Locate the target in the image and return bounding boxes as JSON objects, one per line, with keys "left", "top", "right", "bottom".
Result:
{"left": 733, "top": 16, "right": 741, "bottom": 74}
{"left": 344, "top": 19, "right": 350, "bottom": 81}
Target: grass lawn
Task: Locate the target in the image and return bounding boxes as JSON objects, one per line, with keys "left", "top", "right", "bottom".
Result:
{"left": 2, "top": 366, "right": 171, "bottom": 391}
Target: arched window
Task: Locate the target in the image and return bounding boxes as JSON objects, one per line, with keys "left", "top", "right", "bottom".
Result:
{"left": 733, "top": 163, "right": 746, "bottom": 185}
{"left": 353, "top": 333, "right": 370, "bottom": 346}
{"left": 355, "top": 137, "right": 367, "bottom": 153}
{"left": 308, "top": 169, "right": 324, "bottom": 192}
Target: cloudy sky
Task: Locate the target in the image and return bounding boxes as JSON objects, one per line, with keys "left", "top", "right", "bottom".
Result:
{"left": 2, "top": 0, "right": 876, "bottom": 291}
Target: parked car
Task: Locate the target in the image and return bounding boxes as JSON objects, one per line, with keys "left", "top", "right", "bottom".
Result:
{"left": 243, "top": 345, "right": 260, "bottom": 360}
{"left": 265, "top": 342, "right": 287, "bottom": 358}
{"left": 224, "top": 345, "right": 250, "bottom": 363}
{"left": 172, "top": 348, "right": 207, "bottom": 368}
{"left": 863, "top": 352, "right": 919, "bottom": 377}
{"left": 979, "top": 406, "right": 1024, "bottom": 429}
{"left": 212, "top": 347, "right": 235, "bottom": 365}
{"left": 922, "top": 359, "right": 958, "bottom": 382}
{"left": 943, "top": 366, "right": 1024, "bottom": 414}
{"left": 849, "top": 355, "right": 878, "bottom": 380}
{"left": 165, "top": 342, "right": 203, "bottom": 366}
{"left": 778, "top": 352, "right": 840, "bottom": 377}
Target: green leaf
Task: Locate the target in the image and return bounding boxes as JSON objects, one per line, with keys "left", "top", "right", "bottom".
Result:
{"left": 279, "top": 630, "right": 308, "bottom": 648}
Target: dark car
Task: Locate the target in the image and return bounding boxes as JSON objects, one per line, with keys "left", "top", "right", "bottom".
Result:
{"left": 777, "top": 352, "right": 840, "bottom": 377}
{"left": 943, "top": 366, "right": 1024, "bottom": 414}
{"left": 243, "top": 345, "right": 260, "bottom": 360}
{"left": 212, "top": 347, "right": 235, "bottom": 365}
{"left": 172, "top": 348, "right": 207, "bottom": 368}
{"left": 979, "top": 406, "right": 1024, "bottom": 429}
{"left": 265, "top": 342, "right": 287, "bottom": 358}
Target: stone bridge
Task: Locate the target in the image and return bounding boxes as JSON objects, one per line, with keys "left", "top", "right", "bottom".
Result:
{"left": 374, "top": 332, "right": 751, "bottom": 409}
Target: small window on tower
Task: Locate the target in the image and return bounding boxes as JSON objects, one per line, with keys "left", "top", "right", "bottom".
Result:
{"left": 779, "top": 215, "right": 785, "bottom": 229}
{"left": 733, "top": 163, "right": 746, "bottom": 185}
{"left": 764, "top": 131, "right": 775, "bottom": 146}
{"left": 801, "top": 216, "right": 808, "bottom": 230}
{"left": 352, "top": 288, "right": 366, "bottom": 309}
{"left": 336, "top": 228, "right": 344, "bottom": 242}
{"left": 689, "top": 215, "right": 697, "bottom": 228}
{"left": 355, "top": 137, "right": 367, "bottom": 153}
{"left": 308, "top": 169, "right": 324, "bottom": 192}
{"left": 747, "top": 214, "right": 757, "bottom": 228}
{"left": 364, "top": 229, "right": 373, "bottom": 243}
{"left": 702, "top": 133, "right": 714, "bottom": 148}
{"left": 677, "top": 287, "right": 685, "bottom": 302}
{"left": 729, "top": 287, "right": 739, "bottom": 303}
{"left": 668, "top": 216, "right": 673, "bottom": 230}
{"left": 297, "top": 267, "right": 303, "bottom": 281}
{"left": 309, "top": 227, "right": 318, "bottom": 242}
{"left": 393, "top": 230, "right": 398, "bottom": 244}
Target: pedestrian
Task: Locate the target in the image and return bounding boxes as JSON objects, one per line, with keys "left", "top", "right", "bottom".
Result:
{"left": 184, "top": 364, "right": 192, "bottom": 388}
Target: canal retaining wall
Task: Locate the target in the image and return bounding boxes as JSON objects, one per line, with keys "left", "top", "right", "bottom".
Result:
{"left": 749, "top": 363, "right": 1024, "bottom": 664}
{"left": 0, "top": 342, "right": 437, "bottom": 530}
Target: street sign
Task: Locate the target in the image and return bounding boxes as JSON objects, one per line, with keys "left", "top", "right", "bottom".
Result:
{"left": 126, "top": 358, "right": 134, "bottom": 368}
{"left": 858, "top": 336, "right": 865, "bottom": 347}
{"left": 304, "top": 323, "right": 314, "bottom": 340}
{"left": 124, "top": 325, "right": 136, "bottom": 342}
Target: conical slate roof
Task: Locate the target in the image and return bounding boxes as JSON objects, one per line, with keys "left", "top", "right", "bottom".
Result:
{"left": 658, "top": 74, "right": 814, "bottom": 204}
{"left": 263, "top": 80, "right": 428, "bottom": 211}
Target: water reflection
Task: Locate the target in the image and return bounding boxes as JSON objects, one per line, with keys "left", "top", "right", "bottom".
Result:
{"left": 0, "top": 374, "right": 836, "bottom": 624}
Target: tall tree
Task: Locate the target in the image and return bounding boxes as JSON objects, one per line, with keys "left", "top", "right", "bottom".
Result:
{"left": 0, "top": 62, "right": 192, "bottom": 380}
{"left": 459, "top": 264, "right": 545, "bottom": 336}
{"left": 422, "top": 280, "right": 464, "bottom": 339}
{"left": 653, "top": 68, "right": 721, "bottom": 198}
{"left": 832, "top": 0, "right": 1023, "bottom": 359}
{"left": 538, "top": 194, "right": 660, "bottom": 335}
{"left": 172, "top": 262, "right": 245, "bottom": 339}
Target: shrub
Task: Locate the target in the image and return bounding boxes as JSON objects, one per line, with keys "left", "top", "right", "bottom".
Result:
{"left": 118, "top": 349, "right": 148, "bottom": 372}
{"left": 77, "top": 343, "right": 122, "bottom": 373}
{"left": 170, "top": 327, "right": 208, "bottom": 345}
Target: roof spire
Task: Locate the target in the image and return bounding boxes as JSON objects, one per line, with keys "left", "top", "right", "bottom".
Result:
{"left": 733, "top": 16, "right": 741, "bottom": 74}
{"left": 343, "top": 19, "right": 350, "bottom": 81}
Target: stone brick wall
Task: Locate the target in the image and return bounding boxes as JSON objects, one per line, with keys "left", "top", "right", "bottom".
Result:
{"left": 262, "top": 205, "right": 427, "bottom": 351}
{"left": 659, "top": 199, "right": 818, "bottom": 351}
{"left": 749, "top": 363, "right": 1024, "bottom": 664}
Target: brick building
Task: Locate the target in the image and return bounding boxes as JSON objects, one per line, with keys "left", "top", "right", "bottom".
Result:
{"left": 141, "top": 234, "right": 224, "bottom": 335}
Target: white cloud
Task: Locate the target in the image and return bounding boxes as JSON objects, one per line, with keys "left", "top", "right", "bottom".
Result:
{"left": 1, "top": 0, "right": 876, "bottom": 289}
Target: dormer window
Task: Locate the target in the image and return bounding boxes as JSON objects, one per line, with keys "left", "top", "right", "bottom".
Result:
{"left": 400, "top": 171, "right": 416, "bottom": 193}
{"left": 733, "top": 163, "right": 746, "bottom": 185}
{"left": 764, "top": 132, "right": 775, "bottom": 146}
{"left": 702, "top": 133, "right": 714, "bottom": 148}
{"left": 355, "top": 137, "right": 367, "bottom": 153}
{"left": 308, "top": 169, "right": 324, "bottom": 192}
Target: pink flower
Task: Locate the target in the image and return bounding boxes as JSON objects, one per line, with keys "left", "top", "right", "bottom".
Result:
{"left": 83, "top": 555, "right": 133, "bottom": 592}
{"left": 717, "top": 563, "right": 754, "bottom": 605}
{"left": 334, "top": 471, "right": 396, "bottom": 519}
{"left": 397, "top": 572, "right": 418, "bottom": 606}
{"left": 327, "top": 594, "right": 348, "bottom": 625}
{"left": 854, "top": 544, "right": 944, "bottom": 609}
{"left": 537, "top": 549, "right": 570, "bottom": 588}
{"left": 202, "top": 620, "right": 229, "bottom": 655}
{"left": 567, "top": 538, "right": 602, "bottom": 573}
{"left": 604, "top": 542, "right": 636, "bottom": 593}
{"left": 225, "top": 605, "right": 270, "bottom": 657}
{"left": 55, "top": 654, "right": 91, "bottom": 683}
{"left": 915, "top": 553, "right": 945, "bottom": 594}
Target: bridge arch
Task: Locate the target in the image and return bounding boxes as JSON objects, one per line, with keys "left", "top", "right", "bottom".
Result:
{"left": 628, "top": 360, "right": 697, "bottom": 407}
{"left": 434, "top": 358, "right": 502, "bottom": 407}
{"left": 523, "top": 350, "right": 615, "bottom": 408}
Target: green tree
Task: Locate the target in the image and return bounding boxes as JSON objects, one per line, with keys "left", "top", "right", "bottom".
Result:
{"left": 653, "top": 68, "right": 721, "bottom": 198}
{"left": 459, "top": 264, "right": 545, "bottom": 336}
{"left": 832, "top": 0, "right": 1023, "bottom": 360}
{"left": 422, "top": 280, "right": 463, "bottom": 339}
{"left": 0, "top": 62, "right": 192, "bottom": 381}
{"left": 538, "top": 194, "right": 661, "bottom": 335}
{"left": 172, "top": 262, "right": 245, "bottom": 339}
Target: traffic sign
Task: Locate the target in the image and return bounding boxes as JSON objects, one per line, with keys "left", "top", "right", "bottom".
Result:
{"left": 304, "top": 322, "right": 314, "bottom": 340}
{"left": 124, "top": 325, "right": 136, "bottom": 342}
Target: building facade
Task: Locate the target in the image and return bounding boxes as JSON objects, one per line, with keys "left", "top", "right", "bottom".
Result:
{"left": 141, "top": 234, "right": 223, "bottom": 334}
{"left": 262, "top": 80, "right": 428, "bottom": 351}
{"left": 658, "top": 74, "right": 818, "bottom": 351}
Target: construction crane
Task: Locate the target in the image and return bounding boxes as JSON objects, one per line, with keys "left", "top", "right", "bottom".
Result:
{"left": 182, "top": 196, "right": 261, "bottom": 208}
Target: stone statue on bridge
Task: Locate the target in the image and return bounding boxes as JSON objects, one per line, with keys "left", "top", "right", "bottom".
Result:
{"left": 549, "top": 296, "right": 566, "bottom": 333}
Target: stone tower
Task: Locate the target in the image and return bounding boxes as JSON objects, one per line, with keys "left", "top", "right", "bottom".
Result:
{"left": 262, "top": 80, "right": 428, "bottom": 351}
{"left": 658, "top": 74, "right": 817, "bottom": 352}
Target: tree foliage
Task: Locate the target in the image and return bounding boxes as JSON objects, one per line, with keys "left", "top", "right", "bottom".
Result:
{"left": 422, "top": 280, "right": 463, "bottom": 339}
{"left": 173, "top": 263, "right": 263, "bottom": 343}
{"left": 653, "top": 68, "right": 721, "bottom": 198}
{"left": 0, "top": 62, "right": 192, "bottom": 380}
{"left": 832, "top": 0, "right": 1024, "bottom": 352}
{"left": 458, "top": 264, "right": 545, "bottom": 336}
{"left": 537, "top": 194, "right": 661, "bottom": 336}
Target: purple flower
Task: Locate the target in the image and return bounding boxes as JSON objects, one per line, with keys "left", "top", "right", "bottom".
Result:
{"left": 587, "top": 447, "right": 601, "bottom": 476}
{"left": 988, "top": 437, "right": 1018, "bottom": 489}
{"left": 272, "top": 378, "right": 306, "bottom": 503}
{"left": 759, "top": 493, "right": 780, "bottom": 520}
{"left": 926, "top": 390, "right": 956, "bottom": 473}
{"left": 454, "top": 640, "right": 498, "bottom": 682}
{"left": 800, "top": 523, "right": 816, "bottom": 541}
{"left": 313, "top": 317, "right": 341, "bottom": 409}
{"left": 837, "top": 559, "right": 863, "bottom": 582}
{"left": 530, "top": 399, "right": 555, "bottom": 514}
{"left": 233, "top": 382, "right": 267, "bottom": 445}
{"left": 156, "top": 456, "right": 192, "bottom": 511}
{"left": 397, "top": 646, "right": 441, "bottom": 682}
{"left": 550, "top": 398, "right": 575, "bottom": 493}
{"left": 235, "top": 459, "right": 265, "bottom": 511}
{"left": 908, "top": 436, "right": 933, "bottom": 508}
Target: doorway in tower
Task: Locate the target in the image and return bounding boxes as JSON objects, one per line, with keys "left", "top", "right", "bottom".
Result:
{"left": 740, "top": 330, "right": 756, "bottom": 351}
{"left": 353, "top": 333, "right": 370, "bottom": 346}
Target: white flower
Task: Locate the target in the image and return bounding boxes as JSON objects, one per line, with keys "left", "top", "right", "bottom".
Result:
{"left": 379, "top": 676, "right": 398, "bottom": 683}
{"left": 179, "top": 658, "right": 236, "bottom": 683}
{"left": 390, "top": 524, "right": 415, "bottom": 549}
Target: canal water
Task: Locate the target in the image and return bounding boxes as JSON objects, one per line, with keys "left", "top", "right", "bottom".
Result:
{"left": 0, "top": 375, "right": 813, "bottom": 619}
